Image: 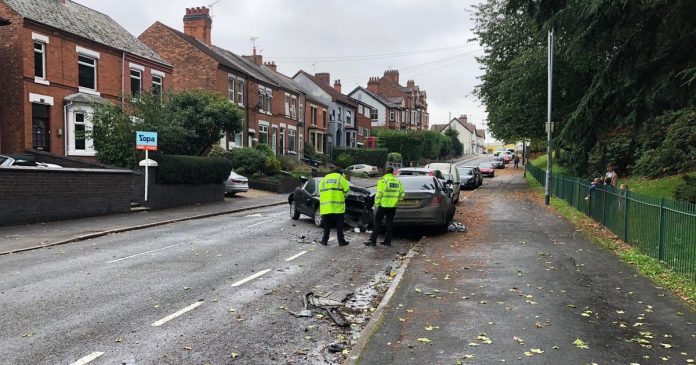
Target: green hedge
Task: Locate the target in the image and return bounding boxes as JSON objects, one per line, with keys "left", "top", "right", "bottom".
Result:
{"left": 153, "top": 154, "right": 233, "bottom": 185}
{"left": 332, "top": 148, "right": 388, "bottom": 168}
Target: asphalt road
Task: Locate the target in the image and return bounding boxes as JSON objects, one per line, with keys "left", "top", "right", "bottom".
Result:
{"left": 359, "top": 160, "right": 696, "bottom": 364}
{"left": 0, "top": 204, "right": 418, "bottom": 364}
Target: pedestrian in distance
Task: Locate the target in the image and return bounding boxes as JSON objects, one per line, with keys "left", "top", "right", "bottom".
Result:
{"left": 513, "top": 154, "right": 520, "bottom": 168}
{"left": 605, "top": 163, "right": 618, "bottom": 188}
{"left": 318, "top": 168, "right": 351, "bottom": 246}
{"left": 364, "top": 167, "right": 404, "bottom": 247}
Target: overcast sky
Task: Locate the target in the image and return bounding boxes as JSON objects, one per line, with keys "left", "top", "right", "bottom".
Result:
{"left": 78, "top": 0, "right": 488, "bottom": 132}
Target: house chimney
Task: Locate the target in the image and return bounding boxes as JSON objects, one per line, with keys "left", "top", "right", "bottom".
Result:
{"left": 383, "top": 69, "right": 399, "bottom": 84}
{"left": 333, "top": 79, "right": 342, "bottom": 93}
{"left": 264, "top": 61, "right": 277, "bottom": 72}
{"left": 459, "top": 115, "right": 468, "bottom": 123}
{"left": 407, "top": 80, "right": 415, "bottom": 88}
{"left": 367, "top": 76, "right": 379, "bottom": 93}
{"left": 183, "top": 6, "right": 212, "bottom": 46}
{"left": 315, "top": 72, "right": 330, "bottom": 85}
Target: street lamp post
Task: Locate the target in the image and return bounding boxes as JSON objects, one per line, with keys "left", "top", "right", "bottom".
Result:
{"left": 544, "top": 29, "right": 554, "bottom": 205}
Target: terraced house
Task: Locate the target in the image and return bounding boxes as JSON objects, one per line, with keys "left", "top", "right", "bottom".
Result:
{"left": 0, "top": 0, "right": 173, "bottom": 158}
{"left": 363, "top": 70, "right": 429, "bottom": 131}
{"left": 139, "top": 6, "right": 317, "bottom": 156}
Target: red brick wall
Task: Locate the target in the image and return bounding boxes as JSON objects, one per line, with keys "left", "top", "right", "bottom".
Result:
{"left": 356, "top": 113, "right": 371, "bottom": 144}
{"left": 0, "top": 4, "right": 24, "bottom": 154}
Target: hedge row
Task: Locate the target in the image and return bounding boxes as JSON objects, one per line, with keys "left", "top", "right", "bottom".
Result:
{"left": 153, "top": 154, "right": 232, "bottom": 185}
{"left": 332, "top": 148, "right": 388, "bottom": 168}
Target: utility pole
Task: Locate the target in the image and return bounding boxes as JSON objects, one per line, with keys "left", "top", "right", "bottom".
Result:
{"left": 544, "top": 29, "right": 554, "bottom": 205}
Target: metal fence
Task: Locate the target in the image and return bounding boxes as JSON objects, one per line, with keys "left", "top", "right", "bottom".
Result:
{"left": 527, "top": 164, "right": 696, "bottom": 280}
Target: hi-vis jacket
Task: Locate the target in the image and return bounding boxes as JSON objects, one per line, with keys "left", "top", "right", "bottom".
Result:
{"left": 319, "top": 173, "right": 350, "bottom": 215}
{"left": 375, "top": 173, "right": 404, "bottom": 208}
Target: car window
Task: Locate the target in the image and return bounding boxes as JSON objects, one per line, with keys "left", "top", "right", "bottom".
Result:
{"left": 459, "top": 168, "right": 474, "bottom": 176}
{"left": 303, "top": 179, "right": 316, "bottom": 194}
{"left": 0, "top": 156, "right": 8, "bottom": 165}
{"left": 400, "top": 177, "right": 437, "bottom": 191}
{"left": 479, "top": 163, "right": 493, "bottom": 168}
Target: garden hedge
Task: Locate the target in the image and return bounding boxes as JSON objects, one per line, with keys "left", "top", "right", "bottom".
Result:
{"left": 152, "top": 154, "right": 233, "bottom": 185}
{"left": 332, "top": 148, "right": 388, "bottom": 168}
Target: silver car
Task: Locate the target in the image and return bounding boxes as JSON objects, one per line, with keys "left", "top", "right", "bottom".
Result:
{"left": 224, "top": 170, "right": 249, "bottom": 196}
{"left": 424, "top": 162, "right": 460, "bottom": 204}
{"left": 392, "top": 176, "right": 455, "bottom": 232}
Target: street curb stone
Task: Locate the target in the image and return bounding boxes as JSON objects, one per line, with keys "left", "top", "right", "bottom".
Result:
{"left": 344, "top": 245, "right": 419, "bottom": 365}
{"left": 0, "top": 201, "right": 286, "bottom": 256}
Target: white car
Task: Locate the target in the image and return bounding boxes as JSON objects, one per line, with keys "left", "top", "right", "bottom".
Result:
{"left": 0, "top": 155, "right": 62, "bottom": 168}
{"left": 224, "top": 170, "right": 248, "bottom": 196}
{"left": 346, "top": 164, "right": 378, "bottom": 176}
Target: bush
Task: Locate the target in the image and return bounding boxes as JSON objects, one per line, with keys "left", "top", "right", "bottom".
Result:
{"left": 332, "top": 148, "right": 388, "bottom": 168}
{"left": 335, "top": 153, "right": 356, "bottom": 168}
{"left": 208, "top": 145, "right": 234, "bottom": 161}
{"left": 231, "top": 145, "right": 280, "bottom": 176}
{"left": 263, "top": 156, "right": 281, "bottom": 175}
{"left": 633, "top": 108, "right": 696, "bottom": 178}
{"left": 387, "top": 152, "right": 402, "bottom": 163}
{"left": 675, "top": 175, "right": 696, "bottom": 203}
{"left": 278, "top": 155, "right": 300, "bottom": 171}
{"left": 152, "top": 154, "right": 232, "bottom": 185}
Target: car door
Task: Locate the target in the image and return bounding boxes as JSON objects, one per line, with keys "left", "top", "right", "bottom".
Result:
{"left": 297, "top": 179, "right": 317, "bottom": 215}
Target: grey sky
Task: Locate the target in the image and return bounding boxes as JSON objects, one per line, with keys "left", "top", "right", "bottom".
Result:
{"left": 78, "top": 0, "right": 487, "bottom": 130}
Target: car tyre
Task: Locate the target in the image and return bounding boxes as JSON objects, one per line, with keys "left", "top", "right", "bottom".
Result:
{"left": 290, "top": 201, "right": 301, "bottom": 220}
{"left": 313, "top": 206, "right": 323, "bottom": 227}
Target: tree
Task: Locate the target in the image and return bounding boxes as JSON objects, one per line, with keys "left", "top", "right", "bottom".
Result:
{"left": 91, "top": 90, "right": 244, "bottom": 168}
{"left": 444, "top": 127, "right": 463, "bottom": 156}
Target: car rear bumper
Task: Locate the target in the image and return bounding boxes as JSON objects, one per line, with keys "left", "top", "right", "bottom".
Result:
{"left": 225, "top": 183, "right": 249, "bottom": 193}
{"left": 393, "top": 205, "right": 447, "bottom": 226}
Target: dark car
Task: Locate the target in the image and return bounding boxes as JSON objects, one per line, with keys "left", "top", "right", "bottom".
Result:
{"left": 478, "top": 162, "right": 495, "bottom": 177}
{"left": 393, "top": 176, "right": 455, "bottom": 232}
{"left": 288, "top": 177, "right": 374, "bottom": 231}
{"left": 461, "top": 165, "right": 483, "bottom": 186}
{"left": 490, "top": 157, "right": 505, "bottom": 169}
{"left": 457, "top": 167, "right": 478, "bottom": 190}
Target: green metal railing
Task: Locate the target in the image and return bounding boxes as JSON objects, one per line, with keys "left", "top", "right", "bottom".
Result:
{"left": 527, "top": 164, "right": 696, "bottom": 280}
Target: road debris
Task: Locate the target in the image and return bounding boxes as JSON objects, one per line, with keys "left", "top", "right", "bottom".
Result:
{"left": 447, "top": 221, "right": 468, "bottom": 232}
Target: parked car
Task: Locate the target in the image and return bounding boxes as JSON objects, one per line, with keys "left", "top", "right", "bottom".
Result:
{"left": 0, "top": 154, "right": 62, "bottom": 168}
{"left": 457, "top": 167, "right": 478, "bottom": 190}
{"left": 490, "top": 157, "right": 505, "bottom": 169}
{"left": 393, "top": 176, "right": 455, "bottom": 232}
{"left": 224, "top": 170, "right": 249, "bottom": 196}
{"left": 394, "top": 167, "right": 445, "bottom": 181}
{"left": 500, "top": 152, "right": 513, "bottom": 164}
{"left": 478, "top": 162, "right": 496, "bottom": 177}
{"left": 461, "top": 165, "right": 483, "bottom": 186}
{"left": 288, "top": 177, "right": 374, "bottom": 231}
{"left": 424, "top": 162, "right": 461, "bottom": 204}
{"left": 345, "top": 164, "right": 378, "bottom": 176}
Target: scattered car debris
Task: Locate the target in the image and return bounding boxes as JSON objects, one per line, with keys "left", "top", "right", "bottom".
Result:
{"left": 327, "top": 343, "right": 345, "bottom": 353}
{"left": 448, "top": 221, "right": 468, "bottom": 232}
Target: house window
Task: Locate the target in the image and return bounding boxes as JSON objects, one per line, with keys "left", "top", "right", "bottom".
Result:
{"left": 34, "top": 42, "right": 46, "bottom": 79}
{"left": 284, "top": 95, "right": 291, "bottom": 116}
{"left": 152, "top": 75, "right": 163, "bottom": 95}
{"left": 346, "top": 110, "right": 352, "bottom": 125}
{"left": 370, "top": 108, "right": 378, "bottom": 121}
{"left": 389, "top": 109, "right": 395, "bottom": 121}
{"left": 291, "top": 96, "right": 297, "bottom": 119}
{"left": 259, "top": 124, "right": 268, "bottom": 144}
{"left": 338, "top": 107, "right": 342, "bottom": 121}
{"left": 258, "top": 89, "right": 265, "bottom": 110}
{"left": 358, "top": 127, "right": 364, "bottom": 137}
{"left": 311, "top": 132, "right": 323, "bottom": 153}
{"left": 311, "top": 106, "right": 318, "bottom": 126}
{"left": 130, "top": 69, "right": 142, "bottom": 96}
{"left": 31, "top": 103, "right": 50, "bottom": 151}
{"left": 228, "top": 77, "right": 235, "bottom": 101}
{"left": 265, "top": 89, "right": 272, "bottom": 113}
{"left": 78, "top": 55, "right": 97, "bottom": 90}
{"left": 323, "top": 110, "right": 327, "bottom": 126}
{"left": 299, "top": 104, "right": 304, "bottom": 123}
{"left": 288, "top": 129, "right": 296, "bottom": 152}
{"left": 74, "top": 112, "right": 86, "bottom": 150}
{"left": 237, "top": 79, "right": 244, "bottom": 105}
{"left": 233, "top": 132, "right": 243, "bottom": 147}
{"left": 280, "top": 127, "right": 286, "bottom": 154}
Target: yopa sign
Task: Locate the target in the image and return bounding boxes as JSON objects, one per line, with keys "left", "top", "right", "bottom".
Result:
{"left": 136, "top": 131, "right": 158, "bottom": 151}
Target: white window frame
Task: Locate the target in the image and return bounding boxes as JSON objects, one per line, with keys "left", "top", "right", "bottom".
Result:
{"left": 33, "top": 41, "right": 48, "bottom": 84}
{"left": 259, "top": 121, "right": 269, "bottom": 145}
{"left": 130, "top": 68, "right": 142, "bottom": 97}
{"left": 265, "top": 88, "right": 272, "bottom": 114}
{"left": 288, "top": 128, "right": 297, "bottom": 153}
{"left": 311, "top": 105, "right": 318, "bottom": 126}
{"left": 299, "top": 103, "right": 304, "bottom": 123}
{"left": 77, "top": 53, "right": 98, "bottom": 95}
{"left": 67, "top": 106, "right": 95, "bottom": 156}
{"left": 237, "top": 79, "right": 244, "bottom": 106}
{"left": 258, "top": 87, "right": 265, "bottom": 111}
{"left": 389, "top": 109, "right": 395, "bottom": 121}
{"left": 228, "top": 76, "right": 235, "bottom": 101}
{"left": 284, "top": 93, "right": 291, "bottom": 117}
{"left": 152, "top": 74, "right": 163, "bottom": 95}
{"left": 290, "top": 95, "right": 297, "bottom": 119}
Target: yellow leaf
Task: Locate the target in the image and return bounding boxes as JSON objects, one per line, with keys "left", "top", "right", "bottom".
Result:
{"left": 659, "top": 343, "right": 672, "bottom": 349}
{"left": 530, "top": 348, "right": 544, "bottom": 354}
{"left": 417, "top": 337, "right": 432, "bottom": 344}
{"left": 573, "top": 338, "right": 589, "bottom": 349}
{"left": 230, "top": 352, "right": 238, "bottom": 359}
{"left": 425, "top": 325, "right": 434, "bottom": 331}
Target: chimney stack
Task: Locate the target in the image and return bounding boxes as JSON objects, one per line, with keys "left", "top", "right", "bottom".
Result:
{"left": 315, "top": 72, "right": 330, "bottom": 85}
{"left": 407, "top": 80, "right": 415, "bottom": 88}
{"left": 367, "top": 76, "right": 380, "bottom": 93}
{"left": 383, "top": 69, "right": 400, "bottom": 84}
{"left": 459, "top": 115, "right": 468, "bottom": 123}
{"left": 264, "top": 61, "right": 277, "bottom": 72}
{"left": 333, "top": 79, "right": 342, "bottom": 93}
{"left": 183, "top": 6, "right": 212, "bottom": 46}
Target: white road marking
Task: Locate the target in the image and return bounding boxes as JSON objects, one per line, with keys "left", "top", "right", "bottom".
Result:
{"left": 247, "top": 219, "right": 272, "bottom": 228}
{"left": 231, "top": 269, "right": 272, "bottom": 287}
{"left": 328, "top": 237, "right": 336, "bottom": 242}
{"left": 244, "top": 213, "right": 263, "bottom": 218}
{"left": 69, "top": 352, "right": 104, "bottom": 365}
{"left": 106, "top": 243, "right": 183, "bottom": 264}
{"left": 151, "top": 301, "right": 204, "bottom": 327}
{"left": 285, "top": 251, "right": 308, "bottom": 262}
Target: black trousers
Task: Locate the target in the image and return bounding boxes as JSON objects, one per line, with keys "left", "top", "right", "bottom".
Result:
{"left": 321, "top": 213, "right": 346, "bottom": 243}
{"left": 370, "top": 207, "right": 396, "bottom": 244}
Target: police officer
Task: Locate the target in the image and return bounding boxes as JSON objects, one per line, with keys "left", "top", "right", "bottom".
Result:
{"left": 364, "top": 167, "right": 404, "bottom": 246}
{"left": 318, "top": 168, "right": 351, "bottom": 246}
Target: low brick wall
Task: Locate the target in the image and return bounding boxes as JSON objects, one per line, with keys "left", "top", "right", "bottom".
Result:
{"left": 132, "top": 166, "right": 225, "bottom": 210}
{"left": 0, "top": 166, "right": 132, "bottom": 226}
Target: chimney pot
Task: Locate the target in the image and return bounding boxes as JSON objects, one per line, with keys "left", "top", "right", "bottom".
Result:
{"left": 183, "top": 6, "right": 212, "bottom": 46}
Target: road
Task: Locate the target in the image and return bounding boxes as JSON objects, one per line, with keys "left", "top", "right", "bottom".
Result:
{"left": 0, "top": 203, "right": 422, "bottom": 364}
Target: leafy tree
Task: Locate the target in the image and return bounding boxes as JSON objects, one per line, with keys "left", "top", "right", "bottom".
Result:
{"left": 444, "top": 127, "right": 463, "bottom": 156}
{"left": 91, "top": 90, "right": 243, "bottom": 168}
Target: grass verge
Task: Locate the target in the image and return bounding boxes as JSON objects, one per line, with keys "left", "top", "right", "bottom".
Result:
{"left": 619, "top": 172, "right": 696, "bottom": 200}
{"left": 525, "top": 173, "right": 696, "bottom": 308}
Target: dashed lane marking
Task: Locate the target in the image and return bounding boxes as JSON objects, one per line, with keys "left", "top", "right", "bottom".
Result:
{"left": 231, "top": 269, "right": 272, "bottom": 287}
{"left": 106, "top": 243, "right": 183, "bottom": 264}
{"left": 285, "top": 251, "right": 308, "bottom": 261}
{"left": 247, "top": 219, "right": 273, "bottom": 228}
{"left": 69, "top": 352, "right": 104, "bottom": 365}
{"left": 151, "top": 301, "right": 204, "bottom": 327}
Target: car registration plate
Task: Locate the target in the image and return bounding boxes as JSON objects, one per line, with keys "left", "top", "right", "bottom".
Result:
{"left": 399, "top": 199, "right": 421, "bottom": 207}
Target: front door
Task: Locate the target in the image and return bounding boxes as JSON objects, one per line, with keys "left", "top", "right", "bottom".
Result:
{"left": 31, "top": 103, "right": 50, "bottom": 151}
{"left": 271, "top": 126, "right": 278, "bottom": 155}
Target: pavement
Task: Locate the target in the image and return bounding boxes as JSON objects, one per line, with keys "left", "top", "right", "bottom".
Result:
{"left": 0, "top": 189, "right": 287, "bottom": 255}
{"left": 356, "top": 159, "right": 696, "bottom": 364}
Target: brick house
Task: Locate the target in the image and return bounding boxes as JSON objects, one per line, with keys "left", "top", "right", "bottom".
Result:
{"left": 139, "top": 7, "right": 309, "bottom": 157}
{"left": 348, "top": 86, "right": 403, "bottom": 130}
{"left": 293, "top": 71, "right": 362, "bottom": 156}
{"left": 430, "top": 115, "right": 476, "bottom": 155}
{"left": 0, "top": 0, "right": 173, "bottom": 158}
{"left": 364, "top": 70, "right": 429, "bottom": 130}
{"left": 355, "top": 101, "right": 373, "bottom": 147}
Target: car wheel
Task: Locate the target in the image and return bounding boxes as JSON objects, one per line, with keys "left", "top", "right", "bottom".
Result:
{"left": 313, "top": 206, "right": 323, "bottom": 227}
{"left": 290, "top": 201, "right": 301, "bottom": 220}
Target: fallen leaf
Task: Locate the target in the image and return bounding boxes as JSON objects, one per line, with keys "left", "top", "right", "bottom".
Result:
{"left": 417, "top": 337, "right": 432, "bottom": 344}
{"left": 230, "top": 352, "right": 238, "bottom": 359}
{"left": 573, "top": 338, "right": 589, "bottom": 349}
{"left": 659, "top": 343, "right": 672, "bottom": 349}
{"left": 530, "top": 348, "right": 544, "bottom": 354}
